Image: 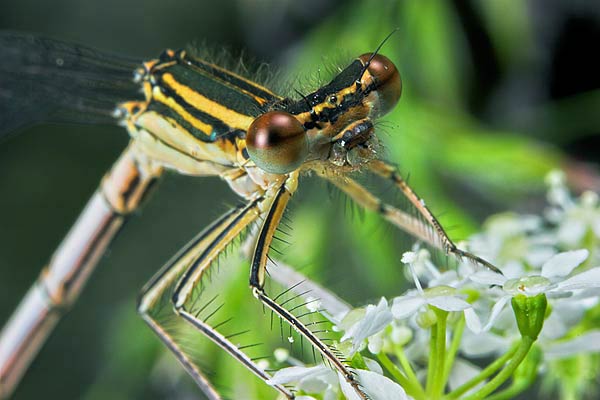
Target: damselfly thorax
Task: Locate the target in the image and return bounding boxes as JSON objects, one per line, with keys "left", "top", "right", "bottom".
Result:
{"left": 0, "top": 32, "right": 499, "bottom": 400}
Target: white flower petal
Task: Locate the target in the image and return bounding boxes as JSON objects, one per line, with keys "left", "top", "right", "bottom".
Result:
{"left": 363, "top": 357, "right": 384, "bottom": 375}
{"left": 541, "top": 312, "right": 568, "bottom": 340}
{"left": 339, "top": 370, "right": 408, "bottom": 400}
{"left": 546, "top": 330, "right": 600, "bottom": 359}
{"left": 501, "top": 261, "right": 526, "bottom": 279}
{"left": 323, "top": 390, "right": 337, "bottom": 400}
{"left": 423, "top": 257, "right": 442, "bottom": 279}
{"left": 341, "top": 298, "right": 392, "bottom": 347}
{"left": 524, "top": 247, "right": 556, "bottom": 268}
{"left": 427, "top": 296, "right": 471, "bottom": 312}
{"left": 391, "top": 296, "right": 425, "bottom": 319}
{"left": 337, "top": 373, "right": 363, "bottom": 400}
{"left": 464, "top": 308, "right": 482, "bottom": 334}
{"left": 555, "top": 267, "right": 600, "bottom": 292}
{"left": 367, "top": 331, "right": 385, "bottom": 354}
{"left": 483, "top": 296, "right": 511, "bottom": 331}
{"left": 337, "top": 308, "right": 366, "bottom": 332}
{"left": 391, "top": 324, "right": 413, "bottom": 345}
{"left": 469, "top": 270, "right": 506, "bottom": 286}
{"left": 296, "top": 396, "right": 318, "bottom": 400}
{"left": 542, "top": 300, "right": 587, "bottom": 340}
{"left": 489, "top": 302, "right": 517, "bottom": 331}
{"left": 299, "top": 373, "right": 333, "bottom": 393}
{"left": 430, "top": 270, "right": 459, "bottom": 287}
{"left": 401, "top": 251, "right": 417, "bottom": 264}
{"left": 571, "top": 288, "right": 600, "bottom": 303}
{"left": 541, "top": 249, "right": 589, "bottom": 278}
{"left": 267, "top": 365, "right": 329, "bottom": 385}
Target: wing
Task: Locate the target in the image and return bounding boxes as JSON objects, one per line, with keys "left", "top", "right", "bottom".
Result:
{"left": 0, "top": 32, "right": 143, "bottom": 138}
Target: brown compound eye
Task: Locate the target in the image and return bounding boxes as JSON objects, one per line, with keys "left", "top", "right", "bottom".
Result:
{"left": 358, "top": 53, "right": 402, "bottom": 117}
{"left": 246, "top": 111, "right": 308, "bottom": 174}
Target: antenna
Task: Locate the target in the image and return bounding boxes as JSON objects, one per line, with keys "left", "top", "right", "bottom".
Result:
{"left": 358, "top": 28, "right": 400, "bottom": 81}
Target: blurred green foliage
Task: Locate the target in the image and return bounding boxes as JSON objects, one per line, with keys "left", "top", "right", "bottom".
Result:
{"left": 1, "top": 0, "right": 598, "bottom": 399}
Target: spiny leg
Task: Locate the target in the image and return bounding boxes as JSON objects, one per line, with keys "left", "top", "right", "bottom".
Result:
{"left": 138, "top": 206, "right": 243, "bottom": 400}
{"left": 170, "top": 199, "right": 295, "bottom": 397}
{"left": 248, "top": 174, "right": 370, "bottom": 400}
{"left": 138, "top": 201, "right": 293, "bottom": 400}
{"left": 367, "top": 160, "right": 502, "bottom": 273}
{"left": 319, "top": 164, "right": 502, "bottom": 274}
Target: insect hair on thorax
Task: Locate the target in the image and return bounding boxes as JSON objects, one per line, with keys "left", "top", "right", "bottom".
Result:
{"left": 184, "top": 40, "right": 284, "bottom": 95}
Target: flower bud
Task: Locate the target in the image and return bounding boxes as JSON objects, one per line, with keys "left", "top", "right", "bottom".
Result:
{"left": 511, "top": 293, "right": 548, "bottom": 340}
{"left": 417, "top": 309, "right": 437, "bottom": 329}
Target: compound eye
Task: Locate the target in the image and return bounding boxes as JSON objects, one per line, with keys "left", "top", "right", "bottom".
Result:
{"left": 359, "top": 53, "right": 402, "bottom": 116}
{"left": 246, "top": 111, "right": 308, "bottom": 174}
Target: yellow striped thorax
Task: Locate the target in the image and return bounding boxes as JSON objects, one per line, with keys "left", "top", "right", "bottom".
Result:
{"left": 117, "top": 49, "right": 402, "bottom": 178}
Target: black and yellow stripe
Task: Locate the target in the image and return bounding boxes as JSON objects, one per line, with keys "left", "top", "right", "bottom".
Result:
{"left": 140, "top": 50, "right": 279, "bottom": 143}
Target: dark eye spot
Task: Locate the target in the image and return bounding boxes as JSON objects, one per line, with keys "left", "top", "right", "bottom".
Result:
{"left": 246, "top": 111, "right": 308, "bottom": 174}
{"left": 329, "top": 95, "right": 337, "bottom": 104}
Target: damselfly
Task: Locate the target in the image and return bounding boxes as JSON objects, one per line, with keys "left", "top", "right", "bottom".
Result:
{"left": 0, "top": 32, "right": 501, "bottom": 399}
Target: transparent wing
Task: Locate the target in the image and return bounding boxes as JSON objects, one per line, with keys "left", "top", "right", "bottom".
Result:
{"left": 0, "top": 32, "right": 143, "bottom": 137}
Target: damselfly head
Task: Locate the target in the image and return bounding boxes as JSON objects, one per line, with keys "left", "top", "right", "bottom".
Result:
{"left": 325, "top": 53, "right": 401, "bottom": 168}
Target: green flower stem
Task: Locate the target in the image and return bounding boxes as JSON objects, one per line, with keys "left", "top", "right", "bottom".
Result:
{"left": 441, "top": 314, "right": 465, "bottom": 386}
{"left": 486, "top": 345, "right": 539, "bottom": 400}
{"left": 484, "top": 378, "right": 530, "bottom": 400}
{"left": 464, "top": 336, "right": 535, "bottom": 400}
{"left": 394, "top": 344, "right": 420, "bottom": 386}
{"left": 377, "top": 352, "right": 426, "bottom": 399}
{"left": 429, "top": 308, "right": 449, "bottom": 399}
{"left": 445, "top": 343, "right": 519, "bottom": 399}
{"left": 426, "top": 321, "right": 438, "bottom": 396}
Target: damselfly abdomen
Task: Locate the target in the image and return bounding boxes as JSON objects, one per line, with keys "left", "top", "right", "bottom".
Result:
{"left": 0, "top": 32, "right": 500, "bottom": 400}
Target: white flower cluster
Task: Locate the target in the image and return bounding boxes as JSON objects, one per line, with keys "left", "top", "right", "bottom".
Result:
{"left": 270, "top": 171, "right": 600, "bottom": 400}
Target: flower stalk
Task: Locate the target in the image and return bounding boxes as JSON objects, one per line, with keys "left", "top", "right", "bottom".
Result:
{"left": 427, "top": 307, "right": 449, "bottom": 399}
{"left": 465, "top": 336, "right": 535, "bottom": 400}
{"left": 446, "top": 343, "right": 519, "bottom": 399}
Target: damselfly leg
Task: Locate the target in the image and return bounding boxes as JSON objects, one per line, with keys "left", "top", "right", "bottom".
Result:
{"left": 367, "top": 160, "right": 502, "bottom": 273}
{"left": 138, "top": 201, "right": 287, "bottom": 400}
{"left": 139, "top": 171, "right": 367, "bottom": 399}
{"left": 317, "top": 160, "right": 503, "bottom": 274}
